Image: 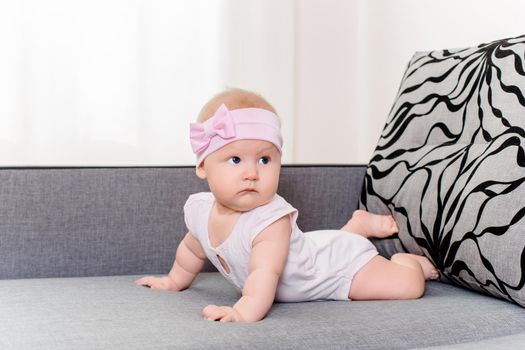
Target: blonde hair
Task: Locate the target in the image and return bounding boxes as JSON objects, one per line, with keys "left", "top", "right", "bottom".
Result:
{"left": 197, "top": 88, "right": 277, "bottom": 122}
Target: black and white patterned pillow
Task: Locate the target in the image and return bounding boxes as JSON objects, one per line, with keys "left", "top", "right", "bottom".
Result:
{"left": 360, "top": 35, "right": 525, "bottom": 306}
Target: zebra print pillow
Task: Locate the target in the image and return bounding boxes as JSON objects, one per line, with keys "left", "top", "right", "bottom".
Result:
{"left": 360, "top": 35, "right": 525, "bottom": 307}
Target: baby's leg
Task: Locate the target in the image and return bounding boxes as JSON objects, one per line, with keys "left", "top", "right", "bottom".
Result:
{"left": 349, "top": 254, "right": 438, "bottom": 300}
{"left": 341, "top": 210, "right": 399, "bottom": 238}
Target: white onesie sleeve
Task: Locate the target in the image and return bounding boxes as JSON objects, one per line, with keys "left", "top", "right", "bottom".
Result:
{"left": 246, "top": 194, "right": 298, "bottom": 246}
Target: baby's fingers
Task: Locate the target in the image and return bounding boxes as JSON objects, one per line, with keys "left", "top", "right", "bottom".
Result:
{"left": 202, "top": 305, "right": 225, "bottom": 321}
{"left": 135, "top": 276, "right": 151, "bottom": 286}
{"left": 135, "top": 276, "right": 156, "bottom": 288}
{"left": 219, "top": 314, "right": 235, "bottom": 323}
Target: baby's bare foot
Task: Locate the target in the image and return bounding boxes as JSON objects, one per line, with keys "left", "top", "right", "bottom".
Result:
{"left": 413, "top": 255, "right": 439, "bottom": 280}
{"left": 341, "top": 210, "right": 399, "bottom": 238}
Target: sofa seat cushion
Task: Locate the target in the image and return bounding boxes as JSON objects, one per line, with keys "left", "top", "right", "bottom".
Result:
{"left": 419, "top": 333, "right": 525, "bottom": 350}
{"left": 1, "top": 273, "right": 525, "bottom": 349}
{"left": 360, "top": 34, "right": 525, "bottom": 306}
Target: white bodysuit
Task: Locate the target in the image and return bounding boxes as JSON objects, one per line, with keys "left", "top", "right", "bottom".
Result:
{"left": 183, "top": 192, "right": 378, "bottom": 302}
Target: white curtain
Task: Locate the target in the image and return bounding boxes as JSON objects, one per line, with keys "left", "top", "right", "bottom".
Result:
{"left": 0, "top": 0, "right": 294, "bottom": 166}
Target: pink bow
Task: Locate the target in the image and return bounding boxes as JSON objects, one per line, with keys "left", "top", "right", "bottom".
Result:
{"left": 190, "top": 104, "right": 236, "bottom": 153}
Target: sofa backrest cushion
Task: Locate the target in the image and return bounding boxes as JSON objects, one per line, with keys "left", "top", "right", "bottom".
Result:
{"left": 0, "top": 165, "right": 365, "bottom": 279}
{"left": 360, "top": 35, "right": 525, "bottom": 307}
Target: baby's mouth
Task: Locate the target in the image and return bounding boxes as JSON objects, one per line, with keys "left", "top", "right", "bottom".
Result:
{"left": 240, "top": 188, "right": 257, "bottom": 193}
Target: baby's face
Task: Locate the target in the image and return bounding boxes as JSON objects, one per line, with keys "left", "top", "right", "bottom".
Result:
{"left": 197, "top": 139, "right": 281, "bottom": 212}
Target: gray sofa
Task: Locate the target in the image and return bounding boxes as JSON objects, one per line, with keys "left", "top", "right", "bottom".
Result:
{"left": 1, "top": 165, "right": 525, "bottom": 349}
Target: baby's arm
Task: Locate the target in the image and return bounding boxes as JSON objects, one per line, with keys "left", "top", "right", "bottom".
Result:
{"left": 202, "top": 215, "right": 291, "bottom": 323}
{"left": 135, "top": 232, "right": 207, "bottom": 291}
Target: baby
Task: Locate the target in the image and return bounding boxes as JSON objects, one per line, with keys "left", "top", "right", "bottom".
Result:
{"left": 136, "top": 88, "right": 438, "bottom": 323}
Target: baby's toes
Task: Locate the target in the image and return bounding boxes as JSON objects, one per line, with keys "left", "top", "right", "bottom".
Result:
{"left": 381, "top": 216, "right": 399, "bottom": 235}
{"left": 394, "top": 220, "right": 400, "bottom": 233}
{"left": 387, "top": 216, "right": 399, "bottom": 233}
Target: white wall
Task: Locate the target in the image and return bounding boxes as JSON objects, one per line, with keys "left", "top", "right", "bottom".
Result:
{"left": 294, "top": 0, "right": 360, "bottom": 163}
{"left": 1, "top": 0, "right": 524, "bottom": 166}
{"left": 219, "top": 0, "right": 295, "bottom": 164}
{"left": 294, "top": 0, "right": 525, "bottom": 164}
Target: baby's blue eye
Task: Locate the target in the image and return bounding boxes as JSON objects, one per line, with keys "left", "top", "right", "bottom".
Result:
{"left": 228, "top": 156, "right": 241, "bottom": 164}
{"left": 259, "top": 157, "right": 270, "bottom": 165}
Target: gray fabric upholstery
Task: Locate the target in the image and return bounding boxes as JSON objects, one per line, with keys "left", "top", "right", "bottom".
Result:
{"left": 2, "top": 165, "right": 524, "bottom": 349}
{"left": 1, "top": 273, "right": 525, "bottom": 350}
{"left": 419, "top": 333, "right": 525, "bottom": 350}
{"left": 0, "top": 165, "right": 366, "bottom": 279}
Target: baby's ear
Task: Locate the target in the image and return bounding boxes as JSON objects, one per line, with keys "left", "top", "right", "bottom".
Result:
{"left": 196, "top": 164, "right": 207, "bottom": 179}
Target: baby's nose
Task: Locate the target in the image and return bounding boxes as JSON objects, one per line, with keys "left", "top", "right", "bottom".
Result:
{"left": 243, "top": 165, "right": 258, "bottom": 180}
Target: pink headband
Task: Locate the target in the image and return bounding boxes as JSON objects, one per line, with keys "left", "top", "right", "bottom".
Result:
{"left": 190, "top": 104, "right": 283, "bottom": 164}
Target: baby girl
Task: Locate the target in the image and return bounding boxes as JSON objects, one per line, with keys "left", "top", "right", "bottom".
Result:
{"left": 136, "top": 88, "right": 438, "bottom": 323}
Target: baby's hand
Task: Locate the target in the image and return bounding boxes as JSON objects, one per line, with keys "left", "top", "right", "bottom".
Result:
{"left": 202, "top": 305, "right": 244, "bottom": 323}
{"left": 135, "top": 276, "right": 179, "bottom": 291}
